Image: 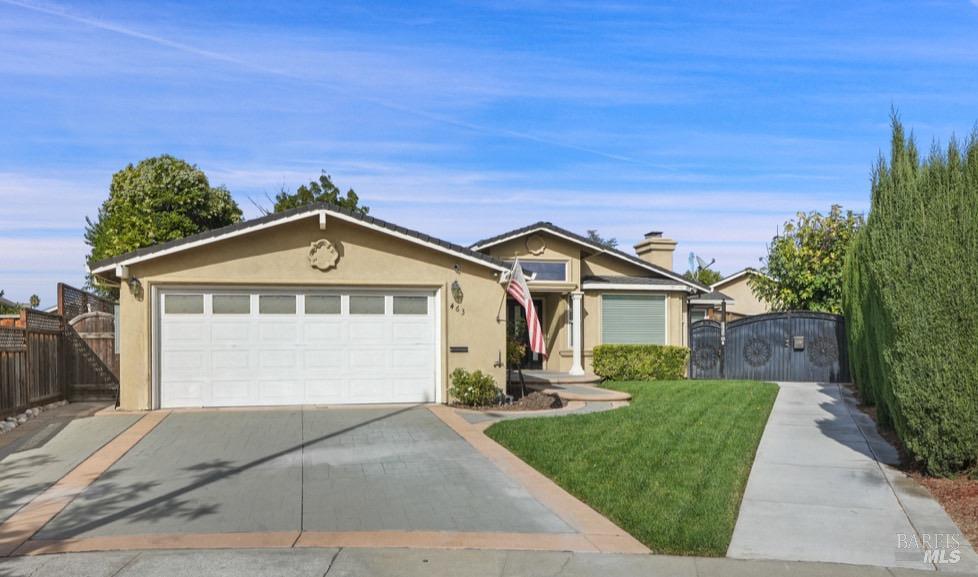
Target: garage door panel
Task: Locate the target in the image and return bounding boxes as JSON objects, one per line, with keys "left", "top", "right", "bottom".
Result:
{"left": 391, "top": 349, "right": 432, "bottom": 369}
{"left": 160, "top": 289, "right": 436, "bottom": 408}
{"left": 211, "top": 321, "right": 253, "bottom": 343}
{"left": 211, "top": 349, "right": 252, "bottom": 370}
{"left": 259, "top": 379, "right": 303, "bottom": 402}
{"left": 163, "top": 350, "right": 206, "bottom": 372}
{"left": 304, "top": 379, "right": 349, "bottom": 402}
{"left": 391, "top": 379, "right": 434, "bottom": 401}
{"left": 163, "top": 322, "right": 209, "bottom": 343}
{"left": 348, "top": 348, "right": 388, "bottom": 370}
{"left": 210, "top": 379, "right": 254, "bottom": 403}
{"left": 259, "top": 349, "right": 298, "bottom": 370}
{"left": 392, "top": 322, "right": 432, "bottom": 342}
{"left": 349, "top": 378, "right": 392, "bottom": 399}
{"left": 304, "top": 321, "right": 344, "bottom": 342}
{"left": 303, "top": 348, "right": 346, "bottom": 370}
{"left": 348, "top": 321, "right": 388, "bottom": 343}
{"left": 162, "top": 380, "right": 205, "bottom": 405}
{"left": 259, "top": 322, "right": 299, "bottom": 342}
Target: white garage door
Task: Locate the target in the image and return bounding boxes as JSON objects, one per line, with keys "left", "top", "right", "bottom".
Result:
{"left": 158, "top": 289, "right": 437, "bottom": 408}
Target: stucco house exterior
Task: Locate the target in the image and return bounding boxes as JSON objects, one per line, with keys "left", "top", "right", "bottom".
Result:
{"left": 90, "top": 203, "right": 708, "bottom": 410}
{"left": 688, "top": 268, "right": 771, "bottom": 322}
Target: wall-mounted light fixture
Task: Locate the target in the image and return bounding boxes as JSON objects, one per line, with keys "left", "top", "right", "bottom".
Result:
{"left": 128, "top": 277, "right": 144, "bottom": 300}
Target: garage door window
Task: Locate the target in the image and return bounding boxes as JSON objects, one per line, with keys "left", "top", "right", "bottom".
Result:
{"left": 213, "top": 295, "right": 250, "bottom": 315}
{"left": 165, "top": 294, "right": 203, "bottom": 314}
{"left": 259, "top": 295, "right": 296, "bottom": 314}
{"left": 393, "top": 296, "right": 427, "bottom": 315}
{"left": 350, "top": 295, "right": 385, "bottom": 314}
{"left": 305, "top": 295, "right": 340, "bottom": 314}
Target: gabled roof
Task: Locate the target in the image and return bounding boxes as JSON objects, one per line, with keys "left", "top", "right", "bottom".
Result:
{"left": 688, "top": 289, "right": 735, "bottom": 305}
{"left": 89, "top": 202, "right": 509, "bottom": 276}
{"left": 471, "top": 222, "right": 708, "bottom": 293}
{"left": 710, "top": 267, "right": 769, "bottom": 290}
{"left": 0, "top": 295, "right": 19, "bottom": 308}
{"left": 581, "top": 275, "right": 693, "bottom": 292}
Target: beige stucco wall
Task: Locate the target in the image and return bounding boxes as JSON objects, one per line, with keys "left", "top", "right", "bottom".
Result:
{"left": 116, "top": 215, "right": 507, "bottom": 410}
{"left": 716, "top": 274, "right": 770, "bottom": 317}
{"left": 479, "top": 230, "right": 690, "bottom": 373}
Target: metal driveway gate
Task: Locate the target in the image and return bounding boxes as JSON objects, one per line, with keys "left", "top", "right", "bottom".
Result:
{"left": 690, "top": 312, "right": 850, "bottom": 382}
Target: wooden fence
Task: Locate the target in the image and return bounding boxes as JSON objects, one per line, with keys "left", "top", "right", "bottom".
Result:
{"left": 0, "top": 288, "right": 120, "bottom": 418}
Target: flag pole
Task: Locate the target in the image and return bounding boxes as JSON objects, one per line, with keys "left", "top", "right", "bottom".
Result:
{"left": 507, "top": 258, "right": 527, "bottom": 398}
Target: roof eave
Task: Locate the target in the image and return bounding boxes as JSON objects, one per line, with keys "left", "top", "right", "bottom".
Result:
{"left": 88, "top": 204, "right": 509, "bottom": 276}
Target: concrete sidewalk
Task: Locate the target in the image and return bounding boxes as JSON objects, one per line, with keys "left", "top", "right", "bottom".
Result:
{"left": 3, "top": 547, "right": 978, "bottom": 577}
{"left": 728, "top": 382, "right": 978, "bottom": 572}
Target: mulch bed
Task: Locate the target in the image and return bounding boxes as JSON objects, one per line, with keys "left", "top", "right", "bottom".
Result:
{"left": 453, "top": 392, "right": 563, "bottom": 412}
{"left": 846, "top": 384, "right": 978, "bottom": 547}
{"left": 914, "top": 475, "right": 978, "bottom": 547}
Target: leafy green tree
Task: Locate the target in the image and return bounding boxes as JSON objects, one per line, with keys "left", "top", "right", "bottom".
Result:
{"left": 85, "top": 155, "right": 243, "bottom": 294}
{"left": 585, "top": 229, "right": 617, "bottom": 249}
{"left": 683, "top": 267, "right": 722, "bottom": 286}
{"left": 272, "top": 171, "right": 367, "bottom": 214}
{"left": 0, "top": 290, "right": 21, "bottom": 314}
{"left": 29, "top": 294, "right": 40, "bottom": 309}
{"left": 751, "top": 205, "right": 863, "bottom": 313}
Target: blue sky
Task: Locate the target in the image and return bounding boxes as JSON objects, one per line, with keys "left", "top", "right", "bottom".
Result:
{"left": 2, "top": 0, "right": 978, "bottom": 305}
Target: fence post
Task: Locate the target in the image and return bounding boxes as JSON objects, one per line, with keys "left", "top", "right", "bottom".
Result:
{"left": 20, "top": 309, "right": 29, "bottom": 409}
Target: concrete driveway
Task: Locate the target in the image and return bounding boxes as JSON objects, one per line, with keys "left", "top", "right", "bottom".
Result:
{"left": 0, "top": 410, "right": 140, "bottom": 525}
{"left": 32, "top": 406, "right": 572, "bottom": 541}
{"left": 729, "top": 381, "right": 978, "bottom": 572}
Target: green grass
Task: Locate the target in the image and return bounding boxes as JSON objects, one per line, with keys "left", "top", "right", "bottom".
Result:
{"left": 485, "top": 380, "right": 778, "bottom": 556}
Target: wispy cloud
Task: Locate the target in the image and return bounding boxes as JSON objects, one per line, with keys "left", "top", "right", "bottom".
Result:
{"left": 0, "top": 0, "right": 693, "bottom": 167}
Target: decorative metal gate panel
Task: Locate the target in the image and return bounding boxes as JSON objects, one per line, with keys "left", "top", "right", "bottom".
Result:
{"left": 690, "top": 320, "right": 722, "bottom": 379}
{"left": 691, "top": 312, "right": 849, "bottom": 382}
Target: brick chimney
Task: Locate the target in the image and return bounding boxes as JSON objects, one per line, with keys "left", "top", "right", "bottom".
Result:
{"left": 633, "top": 231, "right": 677, "bottom": 270}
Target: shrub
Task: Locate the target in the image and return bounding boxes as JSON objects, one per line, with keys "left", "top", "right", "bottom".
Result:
{"left": 592, "top": 344, "right": 690, "bottom": 381}
{"left": 449, "top": 368, "right": 500, "bottom": 406}
{"left": 841, "top": 116, "right": 978, "bottom": 475}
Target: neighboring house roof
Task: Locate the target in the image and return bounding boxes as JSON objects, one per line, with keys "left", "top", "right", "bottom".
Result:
{"left": 0, "top": 295, "right": 19, "bottom": 308}
{"left": 688, "top": 289, "right": 735, "bottom": 305}
{"left": 710, "top": 267, "right": 769, "bottom": 290}
{"left": 89, "top": 203, "right": 510, "bottom": 276}
{"left": 471, "top": 222, "right": 708, "bottom": 293}
{"left": 582, "top": 275, "right": 693, "bottom": 292}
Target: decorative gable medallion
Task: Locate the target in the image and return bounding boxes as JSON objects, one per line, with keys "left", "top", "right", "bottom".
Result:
{"left": 525, "top": 234, "right": 546, "bottom": 255}
{"left": 308, "top": 239, "right": 340, "bottom": 271}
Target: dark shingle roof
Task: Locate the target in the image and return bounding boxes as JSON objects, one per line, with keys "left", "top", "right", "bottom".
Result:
{"left": 688, "top": 289, "right": 735, "bottom": 304}
{"left": 89, "top": 202, "right": 507, "bottom": 274}
{"left": 582, "top": 275, "right": 688, "bottom": 287}
{"left": 471, "top": 222, "right": 709, "bottom": 293}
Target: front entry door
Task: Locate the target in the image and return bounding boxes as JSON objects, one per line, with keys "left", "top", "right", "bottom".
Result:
{"left": 507, "top": 298, "right": 545, "bottom": 370}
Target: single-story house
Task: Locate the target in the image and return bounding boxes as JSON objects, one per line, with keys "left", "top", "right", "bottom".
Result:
{"left": 688, "top": 268, "right": 771, "bottom": 322}
{"left": 90, "top": 203, "right": 708, "bottom": 410}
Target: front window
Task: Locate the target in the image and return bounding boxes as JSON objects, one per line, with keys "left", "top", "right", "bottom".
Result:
{"left": 601, "top": 294, "right": 666, "bottom": 345}
{"left": 503, "top": 260, "right": 567, "bottom": 282}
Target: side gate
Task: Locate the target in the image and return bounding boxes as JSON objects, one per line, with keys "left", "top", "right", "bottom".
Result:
{"left": 691, "top": 312, "right": 850, "bottom": 383}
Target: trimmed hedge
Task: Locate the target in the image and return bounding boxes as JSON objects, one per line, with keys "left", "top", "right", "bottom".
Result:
{"left": 842, "top": 117, "right": 978, "bottom": 475}
{"left": 592, "top": 344, "right": 690, "bottom": 381}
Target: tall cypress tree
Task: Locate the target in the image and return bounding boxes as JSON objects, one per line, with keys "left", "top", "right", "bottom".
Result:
{"left": 844, "top": 116, "right": 978, "bottom": 475}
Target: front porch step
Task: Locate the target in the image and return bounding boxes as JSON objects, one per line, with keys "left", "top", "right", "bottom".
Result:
{"left": 525, "top": 382, "right": 632, "bottom": 402}
{"left": 510, "top": 370, "right": 603, "bottom": 386}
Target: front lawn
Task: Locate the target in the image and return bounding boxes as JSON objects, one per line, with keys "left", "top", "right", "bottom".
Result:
{"left": 485, "top": 380, "right": 778, "bottom": 556}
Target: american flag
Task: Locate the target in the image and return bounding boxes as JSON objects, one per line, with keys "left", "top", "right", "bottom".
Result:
{"left": 506, "top": 260, "right": 547, "bottom": 358}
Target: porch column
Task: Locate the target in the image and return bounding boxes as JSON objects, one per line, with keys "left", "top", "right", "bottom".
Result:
{"left": 569, "top": 291, "right": 584, "bottom": 375}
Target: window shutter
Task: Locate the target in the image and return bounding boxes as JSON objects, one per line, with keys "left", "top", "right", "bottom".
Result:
{"left": 601, "top": 295, "right": 666, "bottom": 345}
